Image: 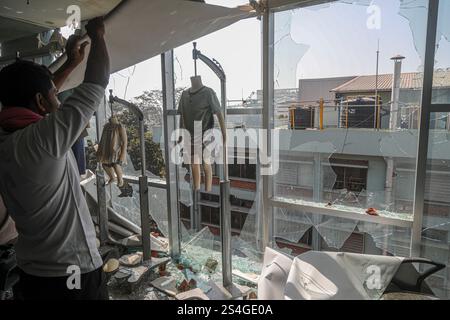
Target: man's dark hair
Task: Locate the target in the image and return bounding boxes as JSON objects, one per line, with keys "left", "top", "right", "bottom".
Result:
{"left": 0, "top": 60, "right": 53, "bottom": 108}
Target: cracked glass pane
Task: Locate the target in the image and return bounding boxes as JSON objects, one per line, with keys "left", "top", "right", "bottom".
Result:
{"left": 180, "top": 226, "right": 224, "bottom": 283}
{"left": 171, "top": 11, "right": 264, "bottom": 283}
{"left": 272, "top": 241, "right": 296, "bottom": 256}
{"left": 82, "top": 55, "right": 171, "bottom": 249}
{"left": 108, "top": 181, "right": 141, "bottom": 227}
{"left": 148, "top": 186, "right": 169, "bottom": 236}
{"left": 229, "top": 123, "right": 264, "bottom": 277}
{"left": 432, "top": 0, "right": 450, "bottom": 104}
{"left": 315, "top": 215, "right": 359, "bottom": 250}
{"left": 274, "top": 208, "right": 313, "bottom": 244}
{"left": 422, "top": 112, "right": 450, "bottom": 299}
{"left": 273, "top": 0, "right": 428, "bottom": 257}
{"left": 178, "top": 166, "right": 194, "bottom": 207}
{"left": 357, "top": 222, "right": 412, "bottom": 257}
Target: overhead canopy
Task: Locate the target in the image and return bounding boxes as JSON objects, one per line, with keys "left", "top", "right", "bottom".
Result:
{"left": 49, "top": 0, "right": 253, "bottom": 92}
{"left": 267, "top": 0, "right": 336, "bottom": 11}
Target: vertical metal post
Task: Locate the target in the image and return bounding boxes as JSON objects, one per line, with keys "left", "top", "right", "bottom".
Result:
{"left": 261, "top": 7, "right": 275, "bottom": 252}
{"left": 377, "top": 97, "right": 381, "bottom": 130}
{"left": 338, "top": 99, "right": 342, "bottom": 129}
{"left": 320, "top": 98, "right": 324, "bottom": 130}
{"left": 161, "top": 50, "right": 181, "bottom": 258}
{"left": 386, "top": 54, "right": 403, "bottom": 208}
{"left": 95, "top": 99, "right": 109, "bottom": 245}
{"left": 312, "top": 153, "right": 322, "bottom": 250}
{"left": 220, "top": 180, "right": 232, "bottom": 288}
{"left": 139, "top": 119, "right": 152, "bottom": 261}
{"left": 346, "top": 101, "right": 349, "bottom": 128}
{"left": 108, "top": 93, "right": 152, "bottom": 260}
{"left": 96, "top": 170, "right": 109, "bottom": 245}
{"left": 220, "top": 69, "right": 232, "bottom": 289}
{"left": 193, "top": 190, "right": 201, "bottom": 231}
{"left": 411, "top": 0, "right": 439, "bottom": 257}
{"left": 189, "top": 43, "right": 231, "bottom": 288}
{"left": 374, "top": 39, "right": 380, "bottom": 129}
{"left": 193, "top": 42, "right": 198, "bottom": 77}
{"left": 221, "top": 79, "right": 229, "bottom": 181}
{"left": 390, "top": 55, "right": 405, "bottom": 130}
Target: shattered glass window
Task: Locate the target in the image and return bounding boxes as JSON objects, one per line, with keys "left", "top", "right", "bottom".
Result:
{"left": 432, "top": 0, "right": 450, "bottom": 104}
{"left": 421, "top": 112, "right": 450, "bottom": 298}
{"left": 272, "top": 0, "right": 429, "bottom": 254}
{"left": 170, "top": 11, "right": 264, "bottom": 286}
{"left": 81, "top": 54, "right": 172, "bottom": 252}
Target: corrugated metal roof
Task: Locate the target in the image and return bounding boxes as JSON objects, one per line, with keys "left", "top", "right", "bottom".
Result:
{"left": 299, "top": 76, "right": 356, "bottom": 102}
{"left": 332, "top": 70, "right": 450, "bottom": 93}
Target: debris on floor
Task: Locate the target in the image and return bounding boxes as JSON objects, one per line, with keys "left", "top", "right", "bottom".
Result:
{"left": 248, "top": 291, "right": 258, "bottom": 300}
{"left": 107, "top": 236, "right": 262, "bottom": 300}
{"left": 232, "top": 269, "right": 260, "bottom": 285}
{"left": 206, "top": 281, "right": 252, "bottom": 300}
{"left": 205, "top": 257, "right": 218, "bottom": 273}
{"left": 366, "top": 208, "right": 379, "bottom": 216}
{"left": 103, "top": 258, "right": 120, "bottom": 273}
{"left": 151, "top": 276, "right": 178, "bottom": 297}
{"left": 175, "top": 288, "right": 210, "bottom": 300}
{"left": 119, "top": 252, "right": 143, "bottom": 267}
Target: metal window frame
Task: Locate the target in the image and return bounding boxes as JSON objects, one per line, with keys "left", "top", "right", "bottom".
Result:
{"left": 158, "top": 0, "right": 445, "bottom": 286}
{"left": 261, "top": 7, "right": 275, "bottom": 251}
{"left": 263, "top": 0, "right": 443, "bottom": 259}
{"left": 411, "top": 0, "right": 440, "bottom": 258}
{"left": 161, "top": 50, "right": 182, "bottom": 258}
{"left": 430, "top": 104, "right": 450, "bottom": 113}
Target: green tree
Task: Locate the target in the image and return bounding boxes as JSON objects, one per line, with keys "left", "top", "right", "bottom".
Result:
{"left": 116, "top": 110, "right": 166, "bottom": 178}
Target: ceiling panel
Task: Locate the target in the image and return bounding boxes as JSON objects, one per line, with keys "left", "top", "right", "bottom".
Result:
{"left": 0, "top": 0, "right": 122, "bottom": 42}
{"left": 0, "top": 16, "right": 47, "bottom": 42}
{"left": 49, "top": 0, "right": 251, "bottom": 92}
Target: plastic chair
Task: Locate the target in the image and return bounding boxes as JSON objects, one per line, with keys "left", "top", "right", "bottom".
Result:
{"left": 386, "top": 258, "right": 446, "bottom": 295}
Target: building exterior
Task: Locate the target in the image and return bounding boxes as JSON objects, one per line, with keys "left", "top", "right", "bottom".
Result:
{"left": 179, "top": 71, "right": 450, "bottom": 297}
{"left": 332, "top": 71, "right": 450, "bottom": 130}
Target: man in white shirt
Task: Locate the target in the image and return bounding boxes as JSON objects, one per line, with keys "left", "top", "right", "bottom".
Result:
{"left": 0, "top": 17, "right": 110, "bottom": 300}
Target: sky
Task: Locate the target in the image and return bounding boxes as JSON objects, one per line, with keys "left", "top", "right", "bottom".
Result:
{"left": 105, "top": 0, "right": 450, "bottom": 102}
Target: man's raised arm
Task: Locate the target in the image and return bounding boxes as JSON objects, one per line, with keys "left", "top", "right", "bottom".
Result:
{"left": 52, "top": 35, "right": 89, "bottom": 91}
{"left": 84, "top": 17, "right": 110, "bottom": 88}
{"left": 32, "top": 17, "right": 110, "bottom": 159}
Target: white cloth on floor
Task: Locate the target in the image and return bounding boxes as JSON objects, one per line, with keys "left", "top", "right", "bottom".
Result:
{"left": 258, "top": 248, "right": 404, "bottom": 300}
{"left": 284, "top": 251, "right": 404, "bottom": 300}
{"left": 257, "top": 247, "right": 294, "bottom": 300}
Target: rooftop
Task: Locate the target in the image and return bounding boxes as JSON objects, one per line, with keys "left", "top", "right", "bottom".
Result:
{"left": 332, "top": 70, "right": 450, "bottom": 93}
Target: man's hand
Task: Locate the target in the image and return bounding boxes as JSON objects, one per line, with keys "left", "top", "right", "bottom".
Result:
{"left": 84, "top": 16, "right": 110, "bottom": 88}
{"left": 53, "top": 35, "right": 89, "bottom": 90}
{"left": 65, "top": 35, "right": 89, "bottom": 69}
{"left": 85, "top": 17, "right": 106, "bottom": 40}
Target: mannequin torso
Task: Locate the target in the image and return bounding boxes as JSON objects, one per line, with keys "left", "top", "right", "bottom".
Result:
{"left": 190, "top": 75, "right": 204, "bottom": 93}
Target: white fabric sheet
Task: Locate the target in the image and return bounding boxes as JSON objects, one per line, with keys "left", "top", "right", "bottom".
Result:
{"left": 257, "top": 247, "right": 294, "bottom": 300}
{"left": 49, "top": 0, "right": 252, "bottom": 92}
{"left": 258, "top": 248, "right": 404, "bottom": 300}
{"left": 284, "top": 251, "right": 404, "bottom": 300}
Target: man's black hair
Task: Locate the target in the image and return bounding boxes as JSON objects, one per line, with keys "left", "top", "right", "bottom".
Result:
{"left": 0, "top": 60, "right": 53, "bottom": 108}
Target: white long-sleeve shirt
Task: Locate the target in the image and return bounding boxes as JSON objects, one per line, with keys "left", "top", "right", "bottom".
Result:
{"left": 0, "top": 83, "right": 104, "bottom": 277}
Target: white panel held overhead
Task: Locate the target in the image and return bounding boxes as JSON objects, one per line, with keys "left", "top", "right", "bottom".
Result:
{"left": 267, "top": 0, "right": 336, "bottom": 11}
{"left": 49, "top": 0, "right": 253, "bottom": 92}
